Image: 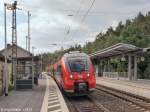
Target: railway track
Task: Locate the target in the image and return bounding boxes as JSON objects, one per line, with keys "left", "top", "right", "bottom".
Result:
{"left": 96, "top": 84, "right": 150, "bottom": 112}
{"left": 59, "top": 79, "right": 150, "bottom": 112}
{"left": 65, "top": 85, "right": 150, "bottom": 112}
{"left": 66, "top": 95, "right": 109, "bottom": 112}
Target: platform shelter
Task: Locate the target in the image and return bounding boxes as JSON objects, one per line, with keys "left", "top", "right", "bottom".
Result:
{"left": 90, "top": 43, "right": 143, "bottom": 80}
{"left": 15, "top": 56, "right": 41, "bottom": 89}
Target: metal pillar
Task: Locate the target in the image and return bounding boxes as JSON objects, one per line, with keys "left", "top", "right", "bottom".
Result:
{"left": 108, "top": 59, "right": 111, "bottom": 72}
{"left": 100, "top": 61, "right": 103, "bottom": 77}
{"left": 103, "top": 60, "right": 106, "bottom": 77}
{"left": 32, "top": 55, "right": 34, "bottom": 88}
{"left": 4, "top": 3, "right": 7, "bottom": 48}
{"left": 134, "top": 56, "right": 137, "bottom": 80}
{"left": 32, "top": 47, "right": 36, "bottom": 88}
{"left": 98, "top": 61, "right": 101, "bottom": 77}
{"left": 26, "top": 36, "right": 28, "bottom": 50}
{"left": 41, "top": 55, "right": 42, "bottom": 74}
{"left": 128, "top": 55, "right": 132, "bottom": 80}
{"left": 12, "top": 1, "right": 17, "bottom": 89}
{"left": 28, "top": 11, "right": 31, "bottom": 52}
{"left": 4, "top": 3, "right": 9, "bottom": 96}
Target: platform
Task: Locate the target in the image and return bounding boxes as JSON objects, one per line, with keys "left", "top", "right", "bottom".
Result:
{"left": 96, "top": 77, "right": 150, "bottom": 99}
{"left": 0, "top": 78, "right": 46, "bottom": 112}
{"left": 41, "top": 75, "right": 69, "bottom": 112}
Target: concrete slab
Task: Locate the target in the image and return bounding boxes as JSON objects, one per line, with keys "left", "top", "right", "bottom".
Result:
{"left": 96, "top": 77, "right": 150, "bottom": 99}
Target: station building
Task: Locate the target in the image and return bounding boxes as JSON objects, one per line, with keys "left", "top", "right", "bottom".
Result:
{"left": 0, "top": 44, "right": 41, "bottom": 94}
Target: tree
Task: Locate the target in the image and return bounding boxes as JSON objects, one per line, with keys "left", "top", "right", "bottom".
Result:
{"left": 136, "top": 12, "right": 145, "bottom": 22}
{"left": 126, "top": 19, "right": 131, "bottom": 26}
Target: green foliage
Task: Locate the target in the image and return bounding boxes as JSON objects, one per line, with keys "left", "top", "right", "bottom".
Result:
{"left": 143, "top": 63, "right": 150, "bottom": 79}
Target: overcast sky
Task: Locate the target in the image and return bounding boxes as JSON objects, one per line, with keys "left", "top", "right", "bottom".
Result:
{"left": 0, "top": 0, "right": 150, "bottom": 54}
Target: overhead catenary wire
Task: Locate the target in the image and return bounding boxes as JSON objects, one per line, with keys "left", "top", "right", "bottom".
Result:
{"left": 62, "top": 0, "right": 150, "bottom": 49}
{"left": 67, "top": 0, "right": 96, "bottom": 44}
{"left": 66, "top": 0, "right": 84, "bottom": 35}
{"left": 58, "top": 4, "right": 150, "bottom": 16}
{"left": 81, "top": 0, "right": 95, "bottom": 22}
{"left": 63, "top": 0, "right": 85, "bottom": 48}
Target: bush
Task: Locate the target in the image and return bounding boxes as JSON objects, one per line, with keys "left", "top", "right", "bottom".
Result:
{"left": 143, "top": 64, "right": 150, "bottom": 79}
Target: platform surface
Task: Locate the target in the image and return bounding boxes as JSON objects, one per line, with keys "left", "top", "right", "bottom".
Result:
{"left": 96, "top": 77, "right": 150, "bottom": 99}
{"left": 0, "top": 78, "right": 46, "bottom": 112}
{"left": 41, "top": 75, "right": 69, "bottom": 112}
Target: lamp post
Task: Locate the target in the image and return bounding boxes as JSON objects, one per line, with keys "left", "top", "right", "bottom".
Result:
{"left": 66, "top": 14, "right": 74, "bottom": 35}
{"left": 28, "top": 11, "right": 31, "bottom": 52}
{"left": 4, "top": 3, "right": 7, "bottom": 48}
{"left": 4, "top": 3, "right": 8, "bottom": 96}
{"left": 40, "top": 54, "right": 42, "bottom": 76}
{"left": 32, "top": 47, "right": 36, "bottom": 87}
{"left": 26, "top": 36, "right": 28, "bottom": 50}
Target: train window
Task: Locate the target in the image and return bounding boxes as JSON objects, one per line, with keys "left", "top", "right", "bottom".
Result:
{"left": 68, "top": 58, "right": 88, "bottom": 72}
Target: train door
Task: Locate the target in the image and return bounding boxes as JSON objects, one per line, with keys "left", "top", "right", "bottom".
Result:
{"left": 57, "top": 65, "right": 62, "bottom": 84}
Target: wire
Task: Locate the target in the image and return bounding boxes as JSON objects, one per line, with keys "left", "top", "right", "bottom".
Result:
{"left": 66, "top": 0, "right": 84, "bottom": 35}
{"left": 64, "top": 0, "right": 85, "bottom": 47}
{"left": 68, "top": 0, "right": 96, "bottom": 42}
{"left": 81, "top": 0, "right": 95, "bottom": 22}
{"left": 58, "top": 5, "right": 150, "bottom": 16}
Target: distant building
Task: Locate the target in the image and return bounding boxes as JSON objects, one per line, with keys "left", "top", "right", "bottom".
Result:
{"left": 0, "top": 44, "right": 32, "bottom": 60}
{"left": 0, "top": 44, "right": 41, "bottom": 90}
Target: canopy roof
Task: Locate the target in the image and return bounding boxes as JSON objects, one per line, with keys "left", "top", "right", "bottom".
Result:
{"left": 17, "top": 56, "right": 40, "bottom": 61}
{"left": 90, "top": 43, "right": 142, "bottom": 59}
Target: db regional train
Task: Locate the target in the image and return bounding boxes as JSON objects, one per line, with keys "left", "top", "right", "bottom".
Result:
{"left": 50, "top": 51, "right": 96, "bottom": 95}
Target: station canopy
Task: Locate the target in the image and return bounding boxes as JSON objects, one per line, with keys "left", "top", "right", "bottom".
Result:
{"left": 90, "top": 43, "right": 142, "bottom": 59}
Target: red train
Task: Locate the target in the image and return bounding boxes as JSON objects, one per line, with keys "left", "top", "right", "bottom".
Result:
{"left": 50, "top": 51, "right": 96, "bottom": 95}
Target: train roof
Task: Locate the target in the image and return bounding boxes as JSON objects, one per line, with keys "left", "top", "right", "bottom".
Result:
{"left": 63, "top": 51, "right": 89, "bottom": 59}
{"left": 50, "top": 52, "right": 90, "bottom": 69}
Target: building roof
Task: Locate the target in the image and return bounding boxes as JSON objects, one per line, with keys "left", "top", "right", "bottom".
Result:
{"left": 143, "top": 47, "right": 150, "bottom": 52}
{"left": 0, "top": 44, "right": 32, "bottom": 55}
{"left": 0, "top": 53, "right": 11, "bottom": 62}
{"left": 90, "top": 43, "right": 142, "bottom": 59}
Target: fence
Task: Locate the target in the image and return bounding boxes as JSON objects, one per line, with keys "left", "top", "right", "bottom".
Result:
{"left": 103, "top": 72, "right": 128, "bottom": 79}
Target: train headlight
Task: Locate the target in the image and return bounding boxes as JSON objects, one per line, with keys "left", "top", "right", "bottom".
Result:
{"left": 87, "top": 73, "right": 90, "bottom": 77}
{"left": 70, "top": 74, "right": 73, "bottom": 79}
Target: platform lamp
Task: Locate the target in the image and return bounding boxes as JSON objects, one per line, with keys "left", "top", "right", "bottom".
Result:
{"left": 121, "top": 55, "right": 126, "bottom": 62}
{"left": 140, "top": 51, "right": 145, "bottom": 62}
{"left": 141, "top": 56, "right": 145, "bottom": 62}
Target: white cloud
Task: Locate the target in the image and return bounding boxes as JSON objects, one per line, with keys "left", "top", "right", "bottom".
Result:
{"left": 111, "top": 20, "right": 119, "bottom": 30}
{"left": 0, "top": 0, "right": 150, "bottom": 54}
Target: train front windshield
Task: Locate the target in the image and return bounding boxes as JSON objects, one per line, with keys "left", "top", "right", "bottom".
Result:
{"left": 67, "top": 57, "right": 88, "bottom": 72}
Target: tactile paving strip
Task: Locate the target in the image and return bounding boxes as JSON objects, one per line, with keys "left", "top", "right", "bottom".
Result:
{"left": 48, "top": 86, "right": 62, "bottom": 112}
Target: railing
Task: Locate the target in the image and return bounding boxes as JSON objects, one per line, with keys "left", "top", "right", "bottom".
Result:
{"left": 103, "top": 72, "right": 119, "bottom": 78}
{"left": 103, "top": 72, "right": 128, "bottom": 79}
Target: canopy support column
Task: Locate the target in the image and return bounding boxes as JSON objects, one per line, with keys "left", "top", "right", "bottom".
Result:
{"left": 128, "top": 55, "right": 132, "bottom": 80}
{"left": 134, "top": 56, "right": 137, "bottom": 80}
